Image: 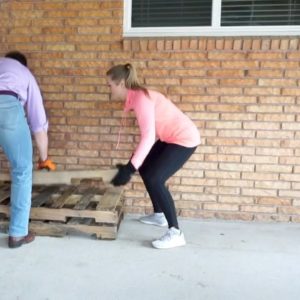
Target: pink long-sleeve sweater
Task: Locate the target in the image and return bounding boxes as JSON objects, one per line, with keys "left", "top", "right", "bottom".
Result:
{"left": 124, "top": 89, "right": 201, "bottom": 169}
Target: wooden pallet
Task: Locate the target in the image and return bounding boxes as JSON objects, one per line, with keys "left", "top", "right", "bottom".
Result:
{"left": 0, "top": 172, "right": 124, "bottom": 240}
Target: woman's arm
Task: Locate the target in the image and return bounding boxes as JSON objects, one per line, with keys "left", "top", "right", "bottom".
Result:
{"left": 130, "top": 94, "right": 156, "bottom": 169}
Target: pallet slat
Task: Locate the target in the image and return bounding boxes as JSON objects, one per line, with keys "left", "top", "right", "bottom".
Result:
{"left": 73, "top": 189, "right": 96, "bottom": 210}
{"left": 51, "top": 185, "right": 78, "bottom": 209}
{"left": 0, "top": 191, "right": 10, "bottom": 204}
{"left": 0, "top": 183, "right": 10, "bottom": 204}
{"left": 0, "top": 220, "right": 120, "bottom": 240}
{"left": 0, "top": 169, "right": 117, "bottom": 184}
{"left": 0, "top": 175, "right": 124, "bottom": 240}
{"left": 68, "top": 189, "right": 97, "bottom": 225}
{"left": 31, "top": 185, "right": 62, "bottom": 208}
{"left": 96, "top": 187, "right": 123, "bottom": 211}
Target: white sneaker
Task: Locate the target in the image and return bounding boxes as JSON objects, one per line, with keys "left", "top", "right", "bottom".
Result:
{"left": 139, "top": 213, "right": 168, "bottom": 227}
{"left": 152, "top": 227, "right": 186, "bottom": 249}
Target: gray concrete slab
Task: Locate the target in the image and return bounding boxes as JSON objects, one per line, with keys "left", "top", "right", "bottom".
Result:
{"left": 0, "top": 215, "right": 300, "bottom": 300}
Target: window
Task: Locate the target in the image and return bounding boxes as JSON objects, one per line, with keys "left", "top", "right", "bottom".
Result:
{"left": 131, "top": 1, "right": 212, "bottom": 27}
{"left": 123, "top": 0, "right": 300, "bottom": 37}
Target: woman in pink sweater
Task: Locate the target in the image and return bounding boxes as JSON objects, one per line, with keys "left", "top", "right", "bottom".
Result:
{"left": 107, "top": 64, "right": 200, "bottom": 249}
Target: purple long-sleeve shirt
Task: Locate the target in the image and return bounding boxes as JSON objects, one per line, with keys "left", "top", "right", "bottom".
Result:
{"left": 0, "top": 57, "right": 48, "bottom": 133}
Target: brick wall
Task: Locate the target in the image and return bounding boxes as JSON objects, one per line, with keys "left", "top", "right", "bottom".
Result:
{"left": 0, "top": 0, "right": 300, "bottom": 222}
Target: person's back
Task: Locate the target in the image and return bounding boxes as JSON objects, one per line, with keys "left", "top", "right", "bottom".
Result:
{"left": 0, "top": 57, "right": 30, "bottom": 92}
{"left": 0, "top": 57, "right": 48, "bottom": 133}
{"left": 148, "top": 89, "right": 200, "bottom": 147}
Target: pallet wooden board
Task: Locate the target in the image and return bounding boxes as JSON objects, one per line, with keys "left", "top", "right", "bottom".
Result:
{"left": 0, "top": 168, "right": 118, "bottom": 185}
{"left": 0, "top": 176, "right": 124, "bottom": 240}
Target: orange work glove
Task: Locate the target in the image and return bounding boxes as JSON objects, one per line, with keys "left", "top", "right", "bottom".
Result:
{"left": 37, "top": 158, "right": 56, "bottom": 171}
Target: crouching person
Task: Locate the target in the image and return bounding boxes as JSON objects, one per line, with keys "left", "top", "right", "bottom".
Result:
{"left": 107, "top": 63, "right": 200, "bottom": 249}
{"left": 0, "top": 51, "right": 56, "bottom": 248}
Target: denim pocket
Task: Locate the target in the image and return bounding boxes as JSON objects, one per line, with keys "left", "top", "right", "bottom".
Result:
{"left": 0, "top": 104, "right": 21, "bottom": 130}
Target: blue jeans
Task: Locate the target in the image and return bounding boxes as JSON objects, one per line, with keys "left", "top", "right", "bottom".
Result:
{"left": 0, "top": 95, "right": 32, "bottom": 237}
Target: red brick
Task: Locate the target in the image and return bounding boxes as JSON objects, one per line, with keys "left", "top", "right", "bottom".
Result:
{"left": 282, "top": 88, "right": 300, "bottom": 96}
{"left": 220, "top": 79, "right": 257, "bottom": 87}
{"left": 242, "top": 172, "right": 278, "bottom": 181}
{"left": 184, "top": 61, "right": 220, "bottom": 68}
{"left": 259, "top": 96, "right": 295, "bottom": 105}
{"left": 208, "top": 69, "right": 244, "bottom": 78}
{"left": 224, "top": 39, "right": 233, "bottom": 50}
{"left": 280, "top": 39, "right": 290, "bottom": 50}
{"left": 189, "top": 39, "right": 198, "bottom": 49}
{"left": 221, "top": 113, "right": 256, "bottom": 121}
{"left": 248, "top": 52, "right": 284, "bottom": 60}
{"left": 270, "top": 39, "right": 280, "bottom": 50}
{"left": 221, "top": 61, "right": 259, "bottom": 69}
{"left": 219, "top": 195, "right": 254, "bottom": 204}
{"left": 261, "top": 39, "right": 271, "bottom": 50}
{"left": 257, "top": 197, "right": 291, "bottom": 206}
{"left": 215, "top": 212, "right": 254, "bottom": 221}
{"left": 66, "top": 2, "right": 100, "bottom": 10}
{"left": 259, "top": 79, "right": 297, "bottom": 87}
{"left": 204, "top": 203, "right": 239, "bottom": 211}
{"left": 261, "top": 61, "right": 299, "bottom": 69}
{"left": 244, "top": 87, "right": 281, "bottom": 96}
{"left": 207, "top": 87, "right": 243, "bottom": 95}
{"left": 208, "top": 52, "right": 246, "bottom": 60}
{"left": 198, "top": 39, "right": 207, "bottom": 50}
{"left": 248, "top": 69, "right": 284, "bottom": 78}
{"left": 242, "top": 189, "right": 277, "bottom": 197}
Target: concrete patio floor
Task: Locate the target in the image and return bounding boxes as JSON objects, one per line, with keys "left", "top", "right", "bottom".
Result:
{"left": 0, "top": 214, "right": 300, "bottom": 300}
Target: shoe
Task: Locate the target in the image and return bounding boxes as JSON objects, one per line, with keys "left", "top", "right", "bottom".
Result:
{"left": 139, "top": 213, "right": 168, "bottom": 227}
{"left": 8, "top": 232, "right": 35, "bottom": 249}
{"left": 152, "top": 227, "right": 186, "bottom": 249}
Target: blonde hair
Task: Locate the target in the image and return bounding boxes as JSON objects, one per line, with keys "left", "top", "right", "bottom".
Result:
{"left": 106, "top": 63, "right": 149, "bottom": 95}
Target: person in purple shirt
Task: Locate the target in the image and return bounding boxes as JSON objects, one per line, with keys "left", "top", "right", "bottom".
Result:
{"left": 0, "top": 51, "right": 56, "bottom": 248}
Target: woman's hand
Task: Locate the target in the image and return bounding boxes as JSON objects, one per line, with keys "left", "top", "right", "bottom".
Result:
{"left": 111, "top": 161, "right": 136, "bottom": 186}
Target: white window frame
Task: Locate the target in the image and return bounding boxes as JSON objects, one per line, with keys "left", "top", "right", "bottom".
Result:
{"left": 123, "top": 0, "right": 300, "bottom": 37}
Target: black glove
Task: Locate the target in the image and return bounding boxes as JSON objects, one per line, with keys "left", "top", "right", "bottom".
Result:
{"left": 111, "top": 161, "right": 136, "bottom": 186}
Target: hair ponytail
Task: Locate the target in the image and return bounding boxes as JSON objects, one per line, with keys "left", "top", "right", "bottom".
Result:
{"left": 107, "top": 63, "right": 149, "bottom": 96}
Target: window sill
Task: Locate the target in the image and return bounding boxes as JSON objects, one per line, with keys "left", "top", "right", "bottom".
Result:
{"left": 123, "top": 26, "right": 300, "bottom": 38}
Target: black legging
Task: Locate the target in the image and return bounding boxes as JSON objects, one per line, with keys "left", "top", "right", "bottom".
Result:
{"left": 139, "top": 140, "right": 197, "bottom": 229}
